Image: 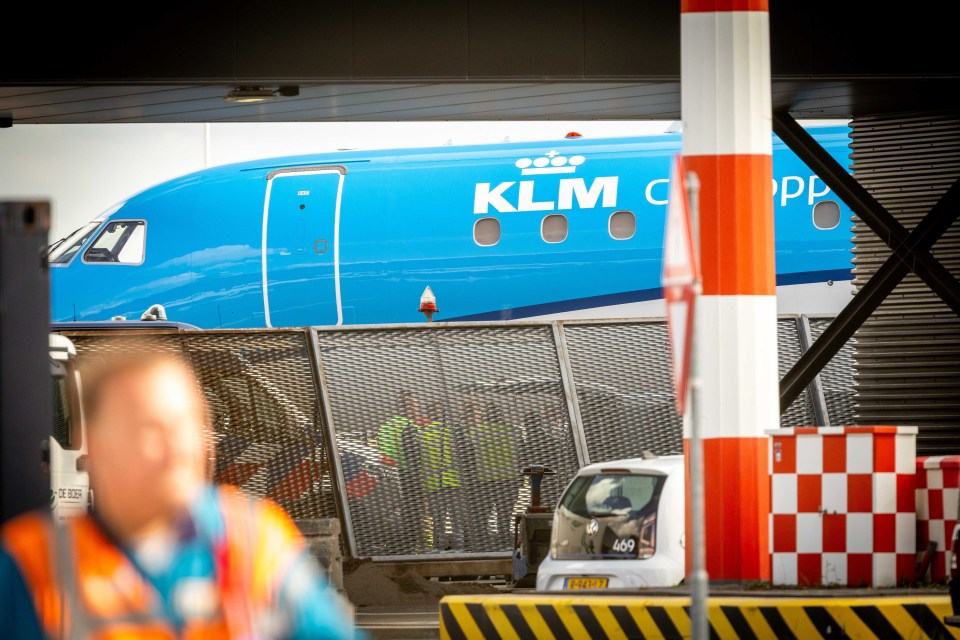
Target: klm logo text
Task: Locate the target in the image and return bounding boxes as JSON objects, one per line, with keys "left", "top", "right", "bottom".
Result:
{"left": 474, "top": 177, "right": 619, "bottom": 214}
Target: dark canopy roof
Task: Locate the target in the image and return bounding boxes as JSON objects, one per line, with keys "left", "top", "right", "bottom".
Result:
{"left": 2, "top": 1, "right": 957, "bottom": 124}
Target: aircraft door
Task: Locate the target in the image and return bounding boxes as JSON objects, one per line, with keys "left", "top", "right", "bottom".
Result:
{"left": 264, "top": 167, "right": 344, "bottom": 327}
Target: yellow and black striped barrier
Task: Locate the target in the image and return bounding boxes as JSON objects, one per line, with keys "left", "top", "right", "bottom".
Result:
{"left": 439, "top": 594, "right": 958, "bottom": 639}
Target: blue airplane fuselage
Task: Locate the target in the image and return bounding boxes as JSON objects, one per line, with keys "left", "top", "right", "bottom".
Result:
{"left": 49, "top": 127, "right": 853, "bottom": 328}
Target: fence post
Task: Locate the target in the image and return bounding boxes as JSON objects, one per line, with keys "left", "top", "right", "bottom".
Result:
{"left": 307, "top": 328, "right": 359, "bottom": 558}
{"left": 797, "top": 315, "right": 830, "bottom": 427}
{"left": 552, "top": 322, "right": 590, "bottom": 467}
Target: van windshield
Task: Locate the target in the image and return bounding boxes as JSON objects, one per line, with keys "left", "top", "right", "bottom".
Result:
{"left": 552, "top": 472, "right": 665, "bottom": 560}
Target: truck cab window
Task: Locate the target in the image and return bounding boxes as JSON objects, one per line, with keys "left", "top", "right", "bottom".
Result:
{"left": 83, "top": 220, "right": 146, "bottom": 264}
{"left": 51, "top": 365, "right": 80, "bottom": 450}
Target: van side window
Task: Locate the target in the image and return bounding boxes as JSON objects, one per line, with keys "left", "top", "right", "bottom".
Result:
{"left": 609, "top": 210, "right": 636, "bottom": 240}
{"left": 474, "top": 217, "right": 501, "bottom": 246}
{"left": 83, "top": 220, "right": 146, "bottom": 264}
{"left": 813, "top": 200, "right": 841, "bottom": 230}
{"left": 541, "top": 214, "right": 568, "bottom": 243}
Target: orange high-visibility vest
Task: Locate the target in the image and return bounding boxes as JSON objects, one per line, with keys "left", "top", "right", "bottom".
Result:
{"left": 1, "top": 485, "right": 306, "bottom": 639}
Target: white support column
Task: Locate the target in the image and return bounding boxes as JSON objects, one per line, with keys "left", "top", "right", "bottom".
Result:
{"left": 681, "top": 0, "right": 775, "bottom": 582}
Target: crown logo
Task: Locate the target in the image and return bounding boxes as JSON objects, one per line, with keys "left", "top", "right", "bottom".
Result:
{"left": 515, "top": 150, "right": 586, "bottom": 176}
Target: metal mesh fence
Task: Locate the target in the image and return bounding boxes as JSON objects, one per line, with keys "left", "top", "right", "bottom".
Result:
{"left": 57, "top": 317, "right": 843, "bottom": 561}
{"left": 561, "top": 318, "right": 814, "bottom": 461}
{"left": 60, "top": 329, "right": 335, "bottom": 521}
{"left": 778, "top": 318, "right": 818, "bottom": 429}
{"left": 807, "top": 317, "right": 857, "bottom": 426}
{"left": 561, "top": 321, "right": 682, "bottom": 461}
{"left": 313, "top": 325, "right": 581, "bottom": 558}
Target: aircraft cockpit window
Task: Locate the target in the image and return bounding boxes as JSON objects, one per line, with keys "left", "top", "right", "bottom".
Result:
{"left": 541, "top": 214, "right": 568, "bottom": 243}
{"left": 474, "top": 217, "right": 501, "bottom": 247}
{"left": 813, "top": 200, "right": 841, "bottom": 230}
{"left": 83, "top": 220, "right": 146, "bottom": 264}
{"left": 609, "top": 210, "right": 636, "bottom": 240}
{"left": 48, "top": 222, "right": 101, "bottom": 264}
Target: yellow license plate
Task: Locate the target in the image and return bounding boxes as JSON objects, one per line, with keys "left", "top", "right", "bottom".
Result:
{"left": 564, "top": 577, "right": 608, "bottom": 590}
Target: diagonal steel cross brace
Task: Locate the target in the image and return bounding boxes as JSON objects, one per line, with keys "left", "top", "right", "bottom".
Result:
{"left": 774, "top": 112, "right": 960, "bottom": 413}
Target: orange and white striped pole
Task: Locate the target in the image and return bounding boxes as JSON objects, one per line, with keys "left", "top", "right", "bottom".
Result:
{"left": 681, "top": 0, "right": 774, "bottom": 583}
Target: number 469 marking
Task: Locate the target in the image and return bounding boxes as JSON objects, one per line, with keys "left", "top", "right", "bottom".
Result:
{"left": 612, "top": 538, "right": 636, "bottom": 553}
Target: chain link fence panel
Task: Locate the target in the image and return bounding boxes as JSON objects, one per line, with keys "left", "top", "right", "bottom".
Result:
{"left": 560, "top": 318, "right": 814, "bottom": 464}
{"left": 312, "top": 324, "right": 582, "bottom": 559}
{"left": 807, "top": 316, "right": 857, "bottom": 427}
{"left": 560, "top": 320, "right": 682, "bottom": 461}
{"left": 778, "top": 318, "right": 818, "bottom": 429}
{"left": 58, "top": 329, "right": 335, "bottom": 521}
{"left": 57, "top": 316, "right": 845, "bottom": 561}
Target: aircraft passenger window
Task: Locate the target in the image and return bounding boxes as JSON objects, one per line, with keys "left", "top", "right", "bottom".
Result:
{"left": 474, "top": 217, "right": 501, "bottom": 246}
{"left": 541, "top": 214, "right": 568, "bottom": 243}
{"left": 83, "top": 220, "right": 146, "bottom": 264}
{"left": 609, "top": 210, "right": 636, "bottom": 240}
{"left": 813, "top": 200, "right": 841, "bottom": 230}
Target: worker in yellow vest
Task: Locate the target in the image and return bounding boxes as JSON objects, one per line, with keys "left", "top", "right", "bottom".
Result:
{"left": 376, "top": 391, "right": 428, "bottom": 550}
{"left": 421, "top": 402, "right": 464, "bottom": 550}
{"left": 462, "top": 400, "right": 518, "bottom": 549}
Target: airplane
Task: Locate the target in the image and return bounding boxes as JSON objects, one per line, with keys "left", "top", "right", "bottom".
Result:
{"left": 47, "top": 125, "right": 854, "bottom": 329}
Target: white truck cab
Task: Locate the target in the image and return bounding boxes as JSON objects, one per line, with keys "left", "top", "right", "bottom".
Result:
{"left": 536, "top": 454, "right": 686, "bottom": 591}
{"left": 48, "top": 333, "right": 90, "bottom": 520}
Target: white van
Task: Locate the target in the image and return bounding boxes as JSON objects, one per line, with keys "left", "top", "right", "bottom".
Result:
{"left": 536, "top": 454, "right": 685, "bottom": 591}
{"left": 48, "top": 333, "right": 90, "bottom": 520}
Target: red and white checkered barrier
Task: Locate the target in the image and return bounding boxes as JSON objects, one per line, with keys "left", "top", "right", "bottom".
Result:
{"left": 916, "top": 455, "right": 960, "bottom": 583}
{"left": 768, "top": 426, "right": 918, "bottom": 587}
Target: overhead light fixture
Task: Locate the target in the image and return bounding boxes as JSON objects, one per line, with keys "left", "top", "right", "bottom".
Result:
{"left": 223, "top": 87, "right": 278, "bottom": 103}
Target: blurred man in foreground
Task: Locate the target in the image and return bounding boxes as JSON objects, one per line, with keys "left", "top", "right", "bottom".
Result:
{"left": 0, "top": 351, "right": 361, "bottom": 639}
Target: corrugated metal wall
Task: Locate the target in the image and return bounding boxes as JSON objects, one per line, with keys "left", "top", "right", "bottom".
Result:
{"left": 849, "top": 112, "right": 960, "bottom": 454}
